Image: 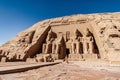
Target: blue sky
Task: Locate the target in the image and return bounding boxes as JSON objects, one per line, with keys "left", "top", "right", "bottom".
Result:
{"left": 0, "top": 0, "right": 120, "bottom": 45}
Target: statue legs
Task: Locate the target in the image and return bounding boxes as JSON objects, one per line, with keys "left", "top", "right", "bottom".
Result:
{"left": 83, "top": 42, "right": 88, "bottom": 54}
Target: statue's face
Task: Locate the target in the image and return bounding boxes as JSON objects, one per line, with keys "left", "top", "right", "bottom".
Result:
{"left": 75, "top": 31, "right": 78, "bottom": 35}
{"left": 74, "top": 30, "right": 78, "bottom": 36}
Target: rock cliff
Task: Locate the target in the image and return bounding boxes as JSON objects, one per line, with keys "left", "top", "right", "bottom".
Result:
{"left": 0, "top": 12, "right": 120, "bottom": 62}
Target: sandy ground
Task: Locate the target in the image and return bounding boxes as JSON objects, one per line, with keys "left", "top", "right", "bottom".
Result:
{"left": 0, "top": 62, "right": 31, "bottom": 67}
{"left": 0, "top": 60, "right": 120, "bottom": 80}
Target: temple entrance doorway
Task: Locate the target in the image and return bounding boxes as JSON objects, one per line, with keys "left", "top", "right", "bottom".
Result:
{"left": 66, "top": 48, "right": 70, "bottom": 58}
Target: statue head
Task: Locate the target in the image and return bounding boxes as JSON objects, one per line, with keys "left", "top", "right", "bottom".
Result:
{"left": 85, "top": 28, "right": 92, "bottom": 37}
{"left": 74, "top": 29, "right": 83, "bottom": 39}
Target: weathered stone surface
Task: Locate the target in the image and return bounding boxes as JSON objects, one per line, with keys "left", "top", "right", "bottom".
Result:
{"left": 0, "top": 12, "right": 120, "bottom": 62}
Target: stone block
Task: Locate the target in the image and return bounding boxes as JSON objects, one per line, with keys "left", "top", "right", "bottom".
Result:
{"left": 83, "top": 53, "right": 98, "bottom": 60}
{"left": 1, "top": 57, "right": 6, "bottom": 62}
{"left": 26, "top": 58, "right": 37, "bottom": 63}
{"left": 68, "top": 54, "right": 83, "bottom": 61}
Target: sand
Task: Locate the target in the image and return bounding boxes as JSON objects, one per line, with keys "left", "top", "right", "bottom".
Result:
{"left": 0, "top": 60, "right": 120, "bottom": 80}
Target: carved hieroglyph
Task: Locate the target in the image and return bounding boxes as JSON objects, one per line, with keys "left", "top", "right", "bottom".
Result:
{"left": 0, "top": 12, "right": 120, "bottom": 62}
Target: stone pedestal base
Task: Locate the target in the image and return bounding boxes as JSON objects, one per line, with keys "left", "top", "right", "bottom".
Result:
{"left": 68, "top": 54, "right": 83, "bottom": 61}
{"left": 1, "top": 57, "right": 7, "bottom": 62}
{"left": 51, "top": 54, "right": 58, "bottom": 60}
{"left": 26, "top": 58, "right": 37, "bottom": 63}
{"left": 82, "top": 54, "right": 98, "bottom": 60}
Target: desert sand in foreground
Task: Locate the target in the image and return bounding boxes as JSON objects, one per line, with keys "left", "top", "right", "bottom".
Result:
{"left": 0, "top": 60, "right": 120, "bottom": 80}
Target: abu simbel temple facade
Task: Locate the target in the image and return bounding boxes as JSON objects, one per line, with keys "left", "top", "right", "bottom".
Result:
{"left": 0, "top": 12, "right": 120, "bottom": 63}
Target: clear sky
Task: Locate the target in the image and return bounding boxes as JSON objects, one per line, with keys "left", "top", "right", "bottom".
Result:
{"left": 0, "top": 0, "right": 120, "bottom": 45}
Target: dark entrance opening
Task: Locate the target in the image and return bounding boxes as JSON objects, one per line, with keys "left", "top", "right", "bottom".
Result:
{"left": 66, "top": 48, "right": 70, "bottom": 58}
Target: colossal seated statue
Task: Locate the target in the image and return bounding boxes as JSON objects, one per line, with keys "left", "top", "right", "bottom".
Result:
{"left": 70, "top": 29, "right": 83, "bottom": 54}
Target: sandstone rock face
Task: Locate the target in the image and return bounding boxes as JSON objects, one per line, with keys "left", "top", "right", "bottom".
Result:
{"left": 0, "top": 12, "right": 120, "bottom": 62}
